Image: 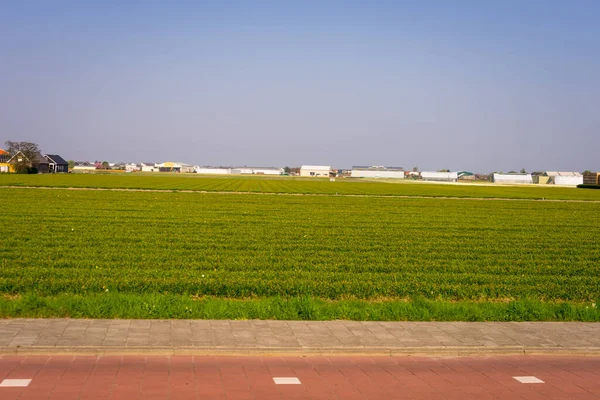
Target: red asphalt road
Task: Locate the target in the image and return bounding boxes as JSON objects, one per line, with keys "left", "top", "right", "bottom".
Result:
{"left": 0, "top": 355, "right": 599, "bottom": 400}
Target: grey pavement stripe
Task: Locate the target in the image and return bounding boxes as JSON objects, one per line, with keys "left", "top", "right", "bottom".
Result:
{"left": 0, "top": 320, "right": 599, "bottom": 356}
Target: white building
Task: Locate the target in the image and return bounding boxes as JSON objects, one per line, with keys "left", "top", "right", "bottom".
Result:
{"left": 141, "top": 163, "right": 157, "bottom": 172}
{"left": 72, "top": 163, "right": 96, "bottom": 172}
{"left": 195, "top": 167, "right": 231, "bottom": 175}
{"left": 421, "top": 171, "right": 459, "bottom": 182}
{"left": 546, "top": 171, "right": 583, "bottom": 186}
{"left": 351, "top": 166, "right": 404, "bottom": 179}
{"left": 300, "top": 165, "right": 332, "bottom": 177}
{"left": 493, "top": 173, "right": 533, "bottom": 184}
{"left": 125, "top": 163, "right": 140, "bottom": 172}
{"left": 155, "top": 162, "right": 194, "bottom": 173}
{"left": 251, "top": 167, "right": 284, "bottom": 175}
{"left": 231, "top": 167, "right": 284, "bottom": 175}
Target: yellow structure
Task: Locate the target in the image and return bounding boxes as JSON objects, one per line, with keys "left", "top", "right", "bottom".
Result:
{"left": 0, "top": 150, "right": 14, "bottom": 172}
{"left": 0, "top": 162, "right": 14, "bottom": 173}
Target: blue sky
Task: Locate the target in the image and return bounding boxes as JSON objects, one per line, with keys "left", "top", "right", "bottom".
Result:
{"left": 1, "top": 1, "right": 598, "bottom": 172}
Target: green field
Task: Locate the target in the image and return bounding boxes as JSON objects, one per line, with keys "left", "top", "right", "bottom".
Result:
{"left": 1, "top": 185, "right": 599, "bottom": 320}
{"left": 1, "top": 173, "right": 600, "bottom": 201}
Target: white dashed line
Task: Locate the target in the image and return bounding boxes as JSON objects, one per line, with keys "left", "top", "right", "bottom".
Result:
{"left": 0, "top": 379, "right": 32, "bottom": 387}
{"left": 513, "top": 376, "right": 544, "bottom": 384}
{"left": 273, "top": 377, "right": 301, "bottom": 385}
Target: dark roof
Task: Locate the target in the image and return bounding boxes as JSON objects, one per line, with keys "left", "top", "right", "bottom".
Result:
{"left": 45, "top": 154, "right": 68, "bottom": 165}
{"left": 33, "top": 152, "right": 49, "bottom": 165}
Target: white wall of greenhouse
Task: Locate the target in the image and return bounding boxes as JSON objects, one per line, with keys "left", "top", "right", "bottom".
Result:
{"left": 421, "top": 171, "right": 458, "bottom": 181}
{"left": 351, "top": 169, "right": 404, "bottom": 178}
{"left": 493, "top": 174, "right": 533, "bottom": 184}
{"left": 252, "top": 168, "right": 284, "bottom": 175}
{"left": 554, "top": 176, "right": 583, "bottom": 186}
{"left": 300, "top": 165, "right": 331, "bottom": 177}
{"left": 194, "top": 167, "right": 231, "bottom": 175}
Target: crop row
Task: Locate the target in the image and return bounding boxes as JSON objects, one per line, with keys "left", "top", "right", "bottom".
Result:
{"left": 1, "top": 188, "right": 599, "bottom": 301}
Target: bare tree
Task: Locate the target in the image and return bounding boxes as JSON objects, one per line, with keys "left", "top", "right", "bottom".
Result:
{"left": 5, "top": 141, "right": 40, "bottom": 160}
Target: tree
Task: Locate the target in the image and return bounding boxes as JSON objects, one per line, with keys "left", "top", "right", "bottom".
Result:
{"left": 5, "top": 141, "right": 40, "bottom": 160}
{"left": 4, "top": 141, "right": 41, "bottom": 174}
{"left": 68, "top": 160, "right": 75, "bottom": 170}
{"left": 412, "top": 166, "right": 419, "bottom": 172}
{"left": 102, "top": 161, "right": 110, "bottom": 169}
{"left": 438, "top": 169, "right": 450, "bottom": 172}
{"left": 520, "top": 168, "right": 527, "bottom": 174}
{"left": 283, "top": 166, "right": 291, "bottom": 174}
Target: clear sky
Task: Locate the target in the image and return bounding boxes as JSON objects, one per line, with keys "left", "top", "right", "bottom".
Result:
{"left": 1, "top": 1, "right": 598, "bottom": 172}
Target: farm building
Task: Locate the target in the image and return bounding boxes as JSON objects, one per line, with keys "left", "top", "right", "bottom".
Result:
{"left": 532, "top": 173, "right": 551, "bottom": 185}
{"left": 351, "top": 166, "right": 404, "bottom": 179}
{"left": 249, "top": 167, "right": 284, "bottom": 175}
{"left": 44, "top": 154, "right": 68, "bottom": 173}
{"left": 141, "top": 163, "right": 157, "bottom": 172}
{"left": 155, "top": 162, "right": 194, "bottom": 173}
{"left": 72, "top": 162, "right": 96, "bottom": 172}
{"left": 125, "top": 163, "right": 141, "bottom": 172}
{"left": 493, "top": 173, "right": 533, "bottom": 184}
{"left": 421, "top": 171, "right": 459, "bottom": 182}
{"left": 541, "top": 171, "right": 583, "bottom": 186}
{"left": 583, "top": 172, "right": 600, "bottom": 185}
{"left": 195, "top": 167, "right": 231, "bottom": 175}
{"left": 457, "top": 171, "right": 475, "bottom": 180}
{"left": 231, "top": 167, "right": 284, "bottom": 175}
{"left": 300, "top": 165, "right": 332, "bottom": 177}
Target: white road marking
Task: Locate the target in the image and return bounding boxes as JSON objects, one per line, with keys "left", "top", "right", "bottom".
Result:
{"left": 513, "top": 376, "right": 544, "bottom": 384}
{"left": 273, "top": 377, "right": 301, "bottom": 385}
{"left": 0, "top": 379, "right": 32, "bottom": 387}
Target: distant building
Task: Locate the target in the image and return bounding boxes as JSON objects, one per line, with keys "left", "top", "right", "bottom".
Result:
{"left": 8, "top": 151, "right": 49, "bottom": 173}
{"left": 457, "top": 171, "right": 475, "bottom": 180}
{"left": 300, "top": 165, "right": 332, "bottom": 177}
{"left": 141, "top": 163, "right": 157, "bottom": 172}
{"left": 72, "top": 162, "right": 96, "bottom": 172}
{"left": 125, "top": 163, "right": 141, "bottom": 172}
{"left": 154, "top": 162, "right": 194, "bottom": 173}
{"left": 44, "top": 154, "right": 69, "bottom": 173}
{"left": 195, "top": 167, "right": 231, "bottom": 175}
{"left": 350, "top": 166, "right": 404, "bottom": 179}
{"left": 248, "top": 167, "right": 284, "bottom": 175}
{"left": 583, "top": 172, "right": 600, "bottom": 185}
{"left": 541, "top": 171, "right": 583, "bottom": 186}
{"left": 493, "top": 173, "right": 533, "bottom": 184}
{"left": 421, "top": 171, "right": 459, "bottom": 182}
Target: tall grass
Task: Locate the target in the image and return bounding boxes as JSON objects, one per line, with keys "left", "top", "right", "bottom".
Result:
{"left": 1, "top": 294, "right": 599, "bottom": 321}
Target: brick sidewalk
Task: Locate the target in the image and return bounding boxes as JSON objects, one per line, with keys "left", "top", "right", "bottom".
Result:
{"left": 1, "top": 320, "right": 599, "bottom": 356}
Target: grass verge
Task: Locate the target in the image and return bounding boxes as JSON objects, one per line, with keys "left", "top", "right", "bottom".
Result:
{"left": 1, "top": 294, "right": 599, "bottom": 321}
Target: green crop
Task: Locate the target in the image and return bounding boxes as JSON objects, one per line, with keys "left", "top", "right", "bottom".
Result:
{"left": 1, "top": 188, "right": 599, "bottom": 307}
